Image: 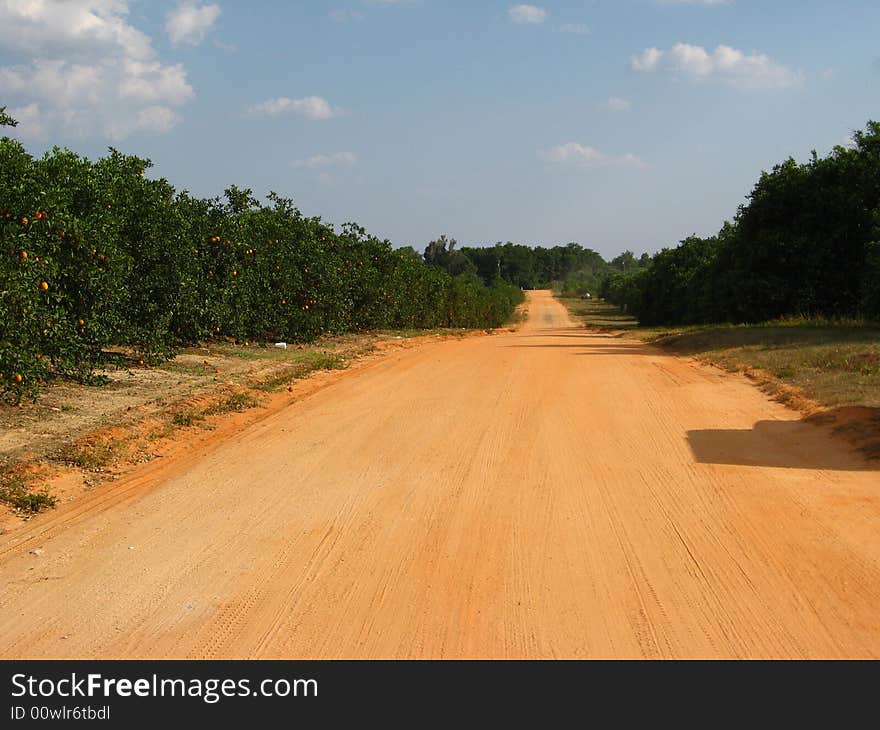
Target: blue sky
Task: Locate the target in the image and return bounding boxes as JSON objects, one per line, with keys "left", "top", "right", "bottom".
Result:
{"left": 1, "top": 1, "right": 878, "bottom": 258}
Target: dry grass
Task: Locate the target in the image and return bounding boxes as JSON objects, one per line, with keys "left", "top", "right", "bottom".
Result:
{"left": 662, "top": 331, "right": 880, "bottom": 409}
{"left": 560, "top": 297, "right": 880, "bottom": 410}
{"left": 51, "top": 438, "right": 128, "bottom": 471}
{"left": 0, "top": 468, "right": 57, "bottom": 514}
{"left": 206, "top": 391, "right": 263, "bottom": 414}
{"left": 252, "top": 352, "right": 346, "bottom": 392}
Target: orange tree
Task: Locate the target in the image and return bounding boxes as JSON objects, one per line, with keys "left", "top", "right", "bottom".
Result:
{"left": 1, "top": 133, "right": 523, "bottom": 403}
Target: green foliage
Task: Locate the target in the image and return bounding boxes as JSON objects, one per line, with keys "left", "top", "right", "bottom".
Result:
{"left": 207, "top": 391, "right": 262, "bottom": 414}
{"left": 423, "top": 235, "right": 476, "bottom": 276}
{"left": 443, "top": 241, "right": 632, "bottom": 293}
{"left": 632, "top": 236, "right": 720, "bottom": 325}
{"left": 0, "top": 471, "right": 55, "bottom": 514}
{"left": 620, "top": 120, "right": 880, "bottom": 327}
{"left": 600, "top": 270, "right": 648, "bottom": 315}
{"left": 0, "top": 106, "right": 17, "bottom": 128}
{"left": 864, "top": 240, "right": 880, "bottom": 315}
{"left": 0, "top": 138, "right": 524, "bottom": 403}
{"left": 171, "top": 409, "right": 205, "bottom": 427}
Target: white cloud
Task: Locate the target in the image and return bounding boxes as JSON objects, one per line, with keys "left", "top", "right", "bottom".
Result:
{"left": 659, "top": 1, "right": 731, "bottom": 5}
{"left": 631, "top": 47, "right": 665, "bottom": 73}
{"left": 604, "top": 97, "right": 631, "bottom": 111}
{"left": 631, "top": 43, "right": 802, "bottom": 89}
{"left": 0, "top": 60, "right": 102, "bottom": 108}
{"left": 166, "top": 2, "right": 221, "bottom": 46}
{"left": 0, "top": 1, "right": 194, "bottom": 140}
{"left": 509, "top": 4, "right": 546, "bottom": 24}
{"left": 0, "top": 0, "right": 153, "bottom": 60}
{"left": 293, "top": 152, "right": 357, "bottom": 169}
{"left": 540, "top": 143, "right": 642, "bottom": 168}
{"left": 133, "top": 105, "right": 179, "bottom": 135}
{"left": 117, "top": 59, "right": 193, "bottom": 104}
{"left": 558, "top": 23, "right": 590, "bottom": 35}
{"left": 248, "top": 96, "right": 339, "bottom": 120}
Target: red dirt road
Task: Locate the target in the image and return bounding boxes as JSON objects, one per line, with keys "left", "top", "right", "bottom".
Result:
{"left": 1, "top": 291, "right": 878, "bottom": 658}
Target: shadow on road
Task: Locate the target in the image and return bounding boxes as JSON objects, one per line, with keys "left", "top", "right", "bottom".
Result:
{"left": 537, "top": 333, "right": 627, "bottom": 339}
{"left": 508, "top": 331, "right": 657, "bottom": 355}
{"left": 687, "top": 420, "right": 878, "bottom": 471}
{"left": 507, "top": 343, "right": 658, "bottom": 356}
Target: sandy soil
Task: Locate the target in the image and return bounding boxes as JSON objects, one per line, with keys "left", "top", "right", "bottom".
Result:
{"left": 1, "top": 291, "right": 878, "bottom": 659}
{"left": 0, "top": 335, "right": 381, "bottom": 467}
{"left": 0, "top": 332, "right": 439, "bottom": 532}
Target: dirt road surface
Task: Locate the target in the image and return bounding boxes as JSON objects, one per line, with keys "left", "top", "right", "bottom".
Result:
{"left": 2, "top": 291, "right": 878, "bottom": 659}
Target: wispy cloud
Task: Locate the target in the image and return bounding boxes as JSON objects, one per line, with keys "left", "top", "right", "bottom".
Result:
{"left": 509, "top": 5, "right": 547, "bottom": 25}
{"left": 166, "top": 2, "right": 221, "bottom": 46}
{"left": 248, "top": 96, "right": 340, "bottom": 119}
{"left": 540, "top": 143, "right": 642, "bottom": 168}
{"left": 631, "top": 43, "right": 802, "bottom": 89}
{"left": 293, "top": 151, "right": 357, "bottom": 169}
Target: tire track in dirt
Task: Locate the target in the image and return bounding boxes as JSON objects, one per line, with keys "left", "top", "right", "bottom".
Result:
{"left": 1, "top": 291, "right": 879, "bottom": 659}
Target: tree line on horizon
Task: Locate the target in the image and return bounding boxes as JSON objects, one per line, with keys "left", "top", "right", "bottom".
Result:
{"left": 422, "top": 120, "right": 880, "bottom": 328}
{"left": 417, "top": 235, "right": 651, "bottom": 297}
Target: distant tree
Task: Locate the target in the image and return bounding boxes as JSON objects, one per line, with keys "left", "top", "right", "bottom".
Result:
{"left": 424, "top": 234, "right": 455, "bottom": 268}
{"left": 455, "top": 241, "right": 615, "bottom": 291}
{"left": 601, "top": 270, "right": 648, "bottom": 314}
{"left": 424, "top": 235, "right": 476, "bottom": 277}
{"left": 611, "top": 250, "right": 637, "bottom": 271}
{"left": 636, "top": 236, "right": 720, "bottom": 325}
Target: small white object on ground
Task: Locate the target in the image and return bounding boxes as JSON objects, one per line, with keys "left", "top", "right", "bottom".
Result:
{"left": 275, "top": 342, "right": 288, "bottom": 350}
